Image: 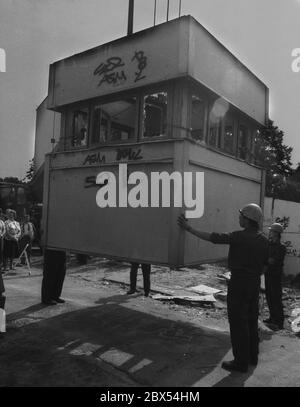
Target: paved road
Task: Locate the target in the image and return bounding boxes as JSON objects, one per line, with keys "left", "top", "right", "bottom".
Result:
{"left": 1, "top": 268, "right": 300, "bottom": 387}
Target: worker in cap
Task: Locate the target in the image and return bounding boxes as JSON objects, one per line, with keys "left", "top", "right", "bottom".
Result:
{"left": 263, "top": 222, "right": 286, "bottom": 330}
{"left": 178, "top": 203, "right": 269, "bottom": 373}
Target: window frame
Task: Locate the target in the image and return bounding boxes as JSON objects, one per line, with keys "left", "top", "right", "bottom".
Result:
{"left": 220, "top": 110, "right": 236, "bottom": 156}
{"left": 188, "top": 89, "right": 208, "bottom": 143}
{"left": 237, "top": 122, "right": 251, "bottom": 161}
{"left": 89, "top": 95, "right": 139, "bottom": 146}
{"left": 64, "top": 103, "right": 91, "bottom": 151}
{"left": 139, "top": 86, "right": 172, "bottom": 141}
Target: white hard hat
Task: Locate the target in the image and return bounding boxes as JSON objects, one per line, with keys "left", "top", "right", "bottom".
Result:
{"left": 269, "top": 223, "right": 284, "bottom": 234}
{"left": 239, "top": 203, "right": 263, "bottom": 224}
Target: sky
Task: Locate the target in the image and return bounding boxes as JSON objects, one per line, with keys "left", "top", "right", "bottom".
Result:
{"left": 0, "top": 0, "right": 300, "bottom": 179}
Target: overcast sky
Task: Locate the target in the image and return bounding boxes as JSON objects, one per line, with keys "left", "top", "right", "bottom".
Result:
{"left": 0, "top": 0, "right": 300, "bottom": 178}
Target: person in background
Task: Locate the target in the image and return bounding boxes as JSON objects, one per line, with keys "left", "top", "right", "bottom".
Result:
{"left": 264, "top": 223, "right": 286, "bottom": 330}
{"left": 3, "top": 209, "right": 21, "bottom": 271}
{"left": 0, "top": 210, "right": 5, "bottom": 272}
{"left": 0, "top": 269, "right": 5, "bottom": 338}
{"left": 178, "top": 203, "right": 269, "bottom": 373}
{"left": 127, "top": 263, "right": 151, "bottom": 297}
{"left": 20, "top": 214, "right": 35, "bottom": 266}
{"left": 0, "top": 208, "right": 5, "bottom": 221}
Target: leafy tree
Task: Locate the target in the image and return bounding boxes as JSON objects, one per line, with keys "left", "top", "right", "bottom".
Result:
{"left": 23, "top": 158, "right": 35, "bottom": 183}
{"left": 256, "top": 120, "right": 293, "bottom": 197}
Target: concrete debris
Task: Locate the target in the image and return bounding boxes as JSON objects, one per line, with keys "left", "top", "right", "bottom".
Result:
{"left": 151, "top": 294, "right": 174, "bottom": 301}
{"left": 186, "top": 284, "right": 221, "bottom": 295}
{"left": 216, "top": 272, "right": 231, "bottom": 281}
{"left": 214, "top": 292, "right": 227, "bottom": 303}
{"left": 258, "top": 320, "right": 274, "bottom": 334}
{"left": 291, "top": 308, "right": 300, "bottom": 318}
{"left": 152, "top": 293, "right": 216, "bottom": 303}
{"left": 214, "top": 301, "right": 227, "bottom": 310}
{"left": 291, "top": 316, "right": 300, "bottom": 334}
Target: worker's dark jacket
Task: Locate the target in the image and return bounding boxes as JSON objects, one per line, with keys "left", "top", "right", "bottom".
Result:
{"left": 266, "top": 242, "right": 286, "bottom": 275}
{"left": 210, "top": 230, "right": 269, "bottom": 276}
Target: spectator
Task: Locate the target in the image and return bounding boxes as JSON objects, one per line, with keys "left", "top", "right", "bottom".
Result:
{"left": 0, "top": 270, "right": 5, "bottom": 337}
{"left": 3, "top": 209, "right": 21, "bottom": 271}
{"left": 20, "top": 214, "right": 35, "bottom": 266}
{"left": 0, "top": 210, "right": 5, "bottom": 272}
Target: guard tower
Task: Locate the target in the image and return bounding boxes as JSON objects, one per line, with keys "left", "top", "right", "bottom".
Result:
{"left": 42, "top": 16, "right": 268, "bottom": 267}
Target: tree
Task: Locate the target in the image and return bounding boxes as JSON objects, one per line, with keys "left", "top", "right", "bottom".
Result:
{"left": 23, "top": 158, "right": 35, "bottom": 183}
{"left": 256, "top": 120, "right": 293, "bottom": 197}
{"left": 2, "top": 177, "right": 23, "bottom": 184}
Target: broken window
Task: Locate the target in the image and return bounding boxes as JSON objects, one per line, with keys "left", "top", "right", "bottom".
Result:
{"left": 208, "top": 119, "right": 221, "bottom": 148}
{"left": 91, "top": 98, "right": 137, "bottom": 143}
{"left": 237, "top": 124, "right": 249, "bottom": 160}
{"left": 190, "top": 95, "right": 206, "bottom": 141}
{"left": 252, "top": 129, "right": 263, "bottom": 165}
{"left": 91, "top": 107, "right": 109, "bottom": 144}
{"left": 223, "top": 116, "right": 235, "bottom": 155}
{"left": 208, "top": 99, "right": 226, "bottom": 148}
{"left": 72, "top": 109, "right": 88, "bottom": 147}
{"left": 143, "top": 92, "right": 167, "bottom": 138}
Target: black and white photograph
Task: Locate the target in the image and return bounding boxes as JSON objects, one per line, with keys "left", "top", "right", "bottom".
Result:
{"left": 1, "top": 0, "right": 300, "bottom": 390}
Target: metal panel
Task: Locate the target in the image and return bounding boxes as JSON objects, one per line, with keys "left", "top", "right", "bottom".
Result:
{"left": 184, "top": 160, "right": 262, "bottom": 265}
{"left": 48, "top": 19, "right": 189, "bottom": 109}
{"left": 46, "top": 163, "right": 171, "bottom": 264}
{"left": 47, "top": 16, "right": 268, "bottom": 126}
{"left": 43, "top": 138, "right": 264, "bottom": 267}
{"left": 34, "top": 98, "right": 61, "bottom": 172}
{"left": 188, "top": 18, "right": 268, "bottom": 124}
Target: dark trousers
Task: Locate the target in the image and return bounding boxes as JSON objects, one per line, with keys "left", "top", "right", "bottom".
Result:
{"left": 130, "top": 263, "right": 151, "bottom": 295}
{"left": 3, "top": 239, "right": 19, "bottom": 269}
{"left": 0, "top": 237, "right": 3, "bottom": 266}
{"left": 227, "top": 275, "right": 260, "bottom": 366}
{"left": 265, "top": 273, "right": 284, "bottom": 327}
{"left": 41, "top": 249, "right": 66, "bottom": 302}
{"left": 0, "top": 292, "right": 6, "bottom": 309}
{"left": 0, "top": 271, "right": 5, "bottom": 304}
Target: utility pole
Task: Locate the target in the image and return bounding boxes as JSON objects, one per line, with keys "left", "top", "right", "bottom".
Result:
{"left": 167, "top": 0, "right": 170, "bottom": 21}
{"left": 127, "top": 0, "right": 134, "bottom": 35}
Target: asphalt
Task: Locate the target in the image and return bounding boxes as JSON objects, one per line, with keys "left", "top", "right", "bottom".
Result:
{"left": 1, "top": 265, "right": 300, "bottom": 387}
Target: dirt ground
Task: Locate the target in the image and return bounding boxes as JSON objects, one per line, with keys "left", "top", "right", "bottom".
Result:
{"left": 60, "top": 255, "right": 300, "bottom": 335}
{"left": 1, "top": 254, "right": 300, "bottom": 387}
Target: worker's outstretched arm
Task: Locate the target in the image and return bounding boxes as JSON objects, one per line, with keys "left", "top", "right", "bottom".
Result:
{"left": 177, "top": 214, "right": 211, "bottom": 242}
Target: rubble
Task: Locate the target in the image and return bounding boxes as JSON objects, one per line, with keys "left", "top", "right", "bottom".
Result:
{"left": 152, "top": 293, "right": 216, "bottom": 303}
{"left": 186, "top": 284, "right": 221, "bottom": 295}
{"left": 291, "top": 308, "right": 300, "bottom": 318}
{"left": 214, "top": 292, "right": 227, "bottom": 301}
{"left": 291, "top": 316, "right": 300, "bottom": 334}
{"left": 216, "top": 272, "right": 231, "bottom": 281}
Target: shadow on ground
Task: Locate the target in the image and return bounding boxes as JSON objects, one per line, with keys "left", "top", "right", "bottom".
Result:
{"left": 0, "top": 294, "right": 238, "bottom": 387}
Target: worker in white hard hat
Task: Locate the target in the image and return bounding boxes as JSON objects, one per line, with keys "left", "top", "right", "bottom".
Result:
{"left": 263, "top": 223, "right": 286, "bottom": 330}
{"left": 178, "top": 203, "right": 269, "bottom": 373}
